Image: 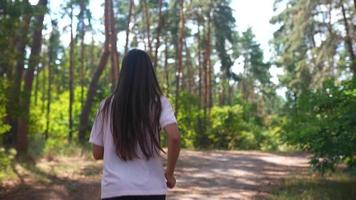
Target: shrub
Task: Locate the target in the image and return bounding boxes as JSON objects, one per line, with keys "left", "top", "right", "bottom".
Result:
{"left": 282, "top": 79, "right": 356, "bottom": 174}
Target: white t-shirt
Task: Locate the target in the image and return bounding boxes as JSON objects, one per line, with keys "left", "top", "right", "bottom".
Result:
{"left": 89, "top": 96, "right": 177, "bottom": 199}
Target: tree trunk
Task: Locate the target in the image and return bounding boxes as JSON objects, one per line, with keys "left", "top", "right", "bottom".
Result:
{"left": 69, "top": 5, "right": 75, "bottom": 142}
{"left": 175, "top": 0, "right": 185, "bottom": 115}
{"left": 197, "top": 22, "right": 202, "bottom": 109}
{"left": 5, "top": 5, "right": 31, "bottom": 147}
{"left": 17, "top": 0, "right": 47, "bottom": 155}
{"left": 90, "top": 35, "right": 95, "bottom": 75}
{"left": 34, "top": 64, "right": 39, "bottom": 105}
{"left": 228, "top": 82, "right": 233, "bottom": 105}
{"left": 203, "top": 26, "right": 208, "bottom": 117}
{"left": 141, "top": 0, "right": 152, "bottom": 56}
{"left": 207, "top": 10, "right": 213, "bottom": 109}
{"left": 184, "top": 40, "right": 193, "bottom": 94}
{"left": 341, "top": 3, "right": 356, "bottom": 76}
{"left": 220, "top": 76, "right": 226, "bottom": 106}
{"left": 203, "top": 7, "right": 212, "bottom": 116}
{"left": 45, "top": 33, "right": 54, "bottom": 140}
{"left": 78, "top": 0, "right": 115, "bottom": 142}
{"left": 153, "top": 0, "right": 163, "bottom": 68}
{"left": 80, "top": 0, "right": 86, "bottom": 110}
{"left": 164, "top": 36, "right": 170, "bottom": 96}
{"left": 41, "top": 57, "right": 46, "bottom": 112}
{"left": 124, "top": 0, "right": 134, "bottom": 55}
{"left": 110, "top": 2, "right": 119, "bottom": 91}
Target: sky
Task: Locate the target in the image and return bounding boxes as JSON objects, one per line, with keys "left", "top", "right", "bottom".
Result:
{"left": 31, "top": 0, "right": 286, "bottom": 96}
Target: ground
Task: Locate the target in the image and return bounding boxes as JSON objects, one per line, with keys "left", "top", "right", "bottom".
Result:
{"left": 0, "top": 150, "right": 309, "bottom": 200}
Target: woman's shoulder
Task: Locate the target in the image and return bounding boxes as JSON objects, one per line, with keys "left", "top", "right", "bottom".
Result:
{"left": 97, "top": 96, "right": 114, "bottom": 111}
{"left": 160, "top": 96, "right": 175, "bottom": 109}
{"left": 160, "top": 95, "right": 171, "bottom": 104}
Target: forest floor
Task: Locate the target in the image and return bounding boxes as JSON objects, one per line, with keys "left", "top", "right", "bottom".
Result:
{"left": 0, "top": 150, "right": 311, "bottom": 200}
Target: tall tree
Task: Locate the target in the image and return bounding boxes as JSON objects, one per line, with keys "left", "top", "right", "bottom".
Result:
{"left": 212, "top": 0, "right": 236, "bottom": 105}
{"left": 197, "top": 24, "right": 203, "bottom": 108}
{"left": 68, "top": 2, "right": 75, "bottom": 142}
{"left": 79, "top": 0, "right": 87, "bottom": 108}
{"left": 45, "top": 20, "right": 61, "bottom": 139}
{"left": 5, "top": 0, "right": 32, "bottom": 147}
{"left": 164, "top": 35, "right": 170, "bottom": 95}
{"left": 141, "top": 0, "right": 152, "bottom": 56}
{"left": 202, "top": 4, "right": 212, "bottom": 115}
{"left": 153, "top": 0, "right": 163, "bottom": 68}
{"left": 78, "top": 0, "right": 117, "bottom": 142}
{"left": 340, "top": 2, "right": 356, "bottom": 76}
{"left": 110, "top": 1, "right": 119, "bottom": 92}
{"left": 124, "top": 0, "right": 134, "bottom": 55}
{"left": 175, "top": 0, "right": 185, "bottom": 114}
{"left": 184, "top": 40, "right": 194, "bottom": 94}
{"left": 238, "top": 28, "right": 271, "bottom": 110}
{"left": 17, "top": 0, "right": 47, "bottom": 154}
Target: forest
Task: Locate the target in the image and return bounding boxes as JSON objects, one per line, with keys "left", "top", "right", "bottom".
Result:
{"left": 0, "top": 0, "right": 355, "bottom": 199}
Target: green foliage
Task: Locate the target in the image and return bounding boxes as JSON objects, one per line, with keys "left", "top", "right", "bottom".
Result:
{"left": 0, "top": 147, "right": 16, "bottom": 179}
{"left": 282, "top": 79, "right": 356, "bottom": 174}
{"left": 176, "top": 92, "right": 201, "bottom": 148}
{"left": 28, "top": 87, "right": 85, "bottom": 157}
{"left": 174, "top": 92, "right": 283, "bottom": 150}
{"left": 213, "top": 0, "right": 236, "bottom": 79}
{"left": 208, "top": 105, "right": 265, "bottom": 150}
{"left": 0, "top": 81, "right": 10, "bottom": 135}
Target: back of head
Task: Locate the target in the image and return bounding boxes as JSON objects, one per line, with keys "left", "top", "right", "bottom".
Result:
{"left": 102, "top": 49, "right": 163, "bottom": 161}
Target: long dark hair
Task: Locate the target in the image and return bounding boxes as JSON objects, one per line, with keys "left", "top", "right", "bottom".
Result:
{"left": 101, "top": 49, "right": 163, "bottom": 161}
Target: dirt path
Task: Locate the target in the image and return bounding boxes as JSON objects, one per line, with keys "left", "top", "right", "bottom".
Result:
{"left": 0, "top": 150, "right": 309, "bottom": 200}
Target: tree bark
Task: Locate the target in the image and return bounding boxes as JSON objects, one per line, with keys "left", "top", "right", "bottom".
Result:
{"left": 124, "top": 0, "right": 134, "bottom": 56}
{"left": 207, "top": 10, "right": 213, "bottom": 109}
{"left": 5, "top": 3, "right": 31, "bottom": 147}
{"left": 202, "top": 7, "right": 212, "bottom": 116}
{"left": 34, "top": 64, "right": 40, "bottom": 106}
{"left": 141, "top": 0, "right": 152, "bottom": 56}
{"left": 79, "top": 0, "right": 86, "bottom": 110}
{"left": 197, "top": 22, "right": 202, "bottom": 109}
{"left": 184, "top": 40, "right": 193, "bottom": 94}
{"left": 175, "top": 0, "right": 185, "bottom": 115}
{"left": 45, "top": 30, "right": 54, "bottom": 140}
{"left": 41, "top": 57, "right": 46, "bottom": 112}
{"left": 17, "top": 0, "right": 47, "bottom": 155}
{"left": 78, "top": 0, "right": 115, "bottom": 142}
{"left": 110, "top": 1, "right": 119, "bottom": 91}
{"left": 203, "top": 26, "right": 208, "bottom": 117}
{"left": 341, "top": 3, "right": 356, "bottom": 76}
{"left": 153, "top": 0, "right": 163, "bottom": 68}
{"left": 220, "top": 76, "right": 226, "bottom": 106}
{"left": 164, "top": 36, "right": 170, "bottom": 97}
{"left": 69, "top": 5, "right": 75, "bottom": 142}
{"left": 164, "top": 36, "right": 170, "bottom": 96}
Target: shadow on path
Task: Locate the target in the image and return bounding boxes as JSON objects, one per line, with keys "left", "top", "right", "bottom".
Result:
{"left": 167, "top": 150, "right": 309, "bottom": 200}
{"left": 0, "top": 150, "right": 309, "bottom": 200}
{"left": 0, "top": 157, "right": 101, "bottom": 200}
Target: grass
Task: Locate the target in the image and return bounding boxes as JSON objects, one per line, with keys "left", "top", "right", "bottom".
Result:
{"left": 268, "top": 172, "right": 356, "bottom": 200}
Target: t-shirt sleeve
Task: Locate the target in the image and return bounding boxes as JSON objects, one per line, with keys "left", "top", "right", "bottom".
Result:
{"left": 160, "top": 96, "right": 177, "bottom": 128}
{"left": 89, "top": 102, "right": 105, "bottom": 146}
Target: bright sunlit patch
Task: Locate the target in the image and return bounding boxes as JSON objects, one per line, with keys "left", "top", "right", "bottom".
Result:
{"left": 29, "top": 0, "right": 38, "bottom": 5}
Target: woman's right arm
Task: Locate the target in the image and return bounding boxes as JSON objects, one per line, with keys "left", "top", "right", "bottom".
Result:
{"left": 164, "top": 123, "right": 180, "bottom": 188}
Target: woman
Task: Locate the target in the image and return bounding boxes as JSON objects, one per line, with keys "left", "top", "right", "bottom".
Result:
{"left": 89, "top": 49, "right": 180, "bottom": 200}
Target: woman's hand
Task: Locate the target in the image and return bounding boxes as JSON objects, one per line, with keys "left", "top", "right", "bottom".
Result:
{"left": 165, "top": 172, "right": 176, "bottom": 188}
